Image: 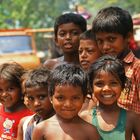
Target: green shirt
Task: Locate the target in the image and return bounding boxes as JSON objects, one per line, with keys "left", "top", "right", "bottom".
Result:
{"left": 92, "top": 108, "right": 126, "bottom": 140}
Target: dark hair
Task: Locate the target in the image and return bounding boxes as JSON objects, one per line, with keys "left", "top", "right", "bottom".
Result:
{"left": 92, "top": 6, "right": 133, "bottom": 37}
{"left": 0, "top": 62, "right": 25, "bottom": 88}
{"left": 22, "top": 66, "right": 50, "bottom": 94}
{"left": 54, "top": 12, "right": 87, "bottom": 38}
{"left": 88, "top": 55, "right": 127, "bottom": 90}
{"left": 80, "top": 29, "right": 96, "bottom": 41}
{"left": 48, "top": 64, "right": 88, "bottom": 97}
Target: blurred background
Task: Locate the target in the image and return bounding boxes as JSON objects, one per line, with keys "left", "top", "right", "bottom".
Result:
{"left": 0, "top": 0, "right": 140, "bottom": 63}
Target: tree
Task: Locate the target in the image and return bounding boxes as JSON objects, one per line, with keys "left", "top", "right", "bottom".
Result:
{"left": 0, "top": 0, "right": 70, "bottom": 28}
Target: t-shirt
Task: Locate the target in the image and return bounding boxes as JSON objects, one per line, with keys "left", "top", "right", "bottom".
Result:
{"left": 0, "top": 105, "right": 33, "bottom": 140}
{"left": 92, "top": 108, "right": 126, "bottom": 140}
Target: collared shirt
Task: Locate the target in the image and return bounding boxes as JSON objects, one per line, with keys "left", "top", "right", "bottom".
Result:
{"left": 118, "top": 51, "right": 140, "bottom": 114}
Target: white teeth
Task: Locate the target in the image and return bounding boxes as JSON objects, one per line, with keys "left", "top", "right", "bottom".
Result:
{"left": 102, "top": 94, "right": 113, "bottom": 98}
{"left": 81, "top": 62, "right": 87, "bottom": 65}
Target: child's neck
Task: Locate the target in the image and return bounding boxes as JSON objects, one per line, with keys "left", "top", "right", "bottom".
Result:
{"left": 63, "top": 53, "right": 79, "bottom": 64}
{"left": 42, "top": 110, "right": 55, "bottom": 120}
{"left": 117, "top": 48, "right": 130, "bottom": 60}
{"left": 55, "top": 114, "right": 80, "bottom": 123}
{"left": 97, "top": 102, "right": 120, "bottom": 113}
{"left": 4, "top": 102, "right": 26, "bottom": 113}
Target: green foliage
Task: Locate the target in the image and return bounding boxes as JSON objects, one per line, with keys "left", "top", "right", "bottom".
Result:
{"left": 0, "top": 0, "right": 140, "bottom": 29}
{"left": 0, "top": 0, "right": 70, "bottom": 28}
{"left": 79, "top": 0, "right": 140, "bottom": 17}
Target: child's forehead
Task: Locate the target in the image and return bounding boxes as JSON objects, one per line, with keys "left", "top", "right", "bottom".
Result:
{"left": 79, "top": 39, "right": 98, "bottom": 51}
{"left": 94, "top": 70, "right": 117, "bottom": 79}
{"left": 58, "top": 22, "right": 82, "bottom": 30}
{"left": 26, "top": 86, "right": 48, "bottom": 94}
{"left": 80, "top": 39, "right": 96, "bottom": 45}
{"left": 0, "top": 78, "right": 17, "bottom": 86}
{"left": 54, "top": 84, "right": 83, "bottom": 94}
{"left": 96, "top": 31, "right": 121, "bottom": 36}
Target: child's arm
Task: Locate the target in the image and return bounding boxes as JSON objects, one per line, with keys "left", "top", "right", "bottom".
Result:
{"left": 89, "top": 127, "right": 100, "bottom": 140}
{"left": 132, "top": 113, "right": 140, "bottom": 140}
{"left": 126, "top": 111, "right": 140, "bottom": 140}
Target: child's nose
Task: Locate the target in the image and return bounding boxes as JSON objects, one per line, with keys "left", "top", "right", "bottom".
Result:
{"left": 66, "top": 33, "right": 71, "bottom": 39}
{"left": 103, "top": 42, "right": 111, "bottom": 51}
{"left": 64, "top": 100, "right": 72, "bottom": 107}
{"left": 102, "top": 85, "right": 110, "bottom": 91}
{"left": 34, "top": 99, "right": 41, "bottom": 106}
{"left": 81, "top": 51, "right": 87, "bottom": 58}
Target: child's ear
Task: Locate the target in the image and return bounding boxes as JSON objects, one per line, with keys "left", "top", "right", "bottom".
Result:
{"left": 49, "top": 96, "right": 53, "bottom": 104}
{"left": 126, "top": 32, "right": 133, "bottom": 42}
{"left": 54, "top": 36, "right": 59, "bottom": 46}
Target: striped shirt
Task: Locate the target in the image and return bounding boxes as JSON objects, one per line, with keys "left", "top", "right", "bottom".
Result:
{"left": 118, "top": 51, "right": 140, "bottom": 114}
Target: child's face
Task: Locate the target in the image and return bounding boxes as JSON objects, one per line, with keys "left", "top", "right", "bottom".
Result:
{"left": 55, "top": 22, "right": 83, "bottom": 54}
{"left": 0, "top": 78, "right": 21, "bottom": 109}
{"left": 93, "top": 70, "right": 122, "bottom": 106}
{"left": 51, "top": 85, "right": 85, "bottom": 120}
{"left": 25, "top": 87, "right": 53, "bottom": 119}
{"left": 79, "top": 39, "right": 101, "bottom": 70}
{"left": 95, "top": 32, "right": 129, "bottom": 56}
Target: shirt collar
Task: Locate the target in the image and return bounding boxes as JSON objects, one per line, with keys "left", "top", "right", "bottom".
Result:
{"left": 123, "top": 51, "right": 135, "bottom": 64}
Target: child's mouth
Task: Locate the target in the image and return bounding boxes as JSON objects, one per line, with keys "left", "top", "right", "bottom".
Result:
{"left": 64, "top": 43, "right": 73, "bottom": 49}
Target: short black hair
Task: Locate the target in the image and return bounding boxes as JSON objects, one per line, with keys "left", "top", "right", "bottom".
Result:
{"left": 80, "top": 29, "right": 96, "bottom": 41}
{"left": 22, "top": 66, "right": 50, "bottom": 94}
{"left": 88, "top": 55, "right": 127, "bottom": 90}
{"left": 0, "top": 62, "right": 24, "bottom": 88}
{"left": 48, "top": 64, "right": 88, "bottom": 97}
{"left": 54, "top": 12, "right": 87, "bottom": 38}
{"left": 92, "top": 6, "right": 133, "bottom": 37}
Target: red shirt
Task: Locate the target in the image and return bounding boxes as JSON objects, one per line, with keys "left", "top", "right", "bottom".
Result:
{"left": 0, "top": 105, "right": 33, "bottom": 140}
{"left": 118, "top": 51, "right": 140, "bottom": 114}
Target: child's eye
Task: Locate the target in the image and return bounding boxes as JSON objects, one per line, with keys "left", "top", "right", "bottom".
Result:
{"left": 87, "top": 49, "right": 94, "bottom": 54}
{"left": 56, "top": 96, "right": 64, "bottom": 101}
{"left": 28, "top": 96, "right": 34, "bottom": 101}
{"left": 78, "top": 49, "right": 83, "bottom": 54}
{"left": 39, "top": 95, "right": 46, "bottom": 100}
{"left": 72, "top": 96, "right": 80, "bottom": 100}
{"left": 71, "top": 30, "right": 80, "bottom": 36}
{"left": 108, "top": 37, "right": 116, "bottom": 43}
{"left": 58, "top": 32, "right": 65, "bottom": 37}
{"left": 94, "top": 81, "right": 104, "bottom": 87}
{"left": 7, "top": 87, "right": 14, "bottom": 92}
{"left": 110, "top": 81, "right": 119, "bottom": 86}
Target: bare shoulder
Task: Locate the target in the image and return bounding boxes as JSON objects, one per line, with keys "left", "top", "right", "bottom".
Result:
{"left": 126, "top": 110, "right": 140, "bottom": 129}
{"left": 43, "top": 56, "right": 64, "bottom": 70}
{"left": 81, "top": 119, "right": 100, "bottom": 140}
{"left": 32, "top": 116, "right": 60, "bottom": 140}
{"left": 43, "top": 58, "right": 59, "bottom": 69}
{"left": 127, "top": 111, "right": 140, "bottom": 121}
{"left": 32, "top": 120, "right": 49, "bottom": 140}
{"left": 33, "top": 116, "right": 58, "bottom": 134}
{"left": 126, "top": 111, "right": 140, "bottom": 140}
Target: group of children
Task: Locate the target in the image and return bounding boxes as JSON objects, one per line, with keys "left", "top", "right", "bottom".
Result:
{"left": 0, "top": 6, "right": 139, "bottom": 140}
